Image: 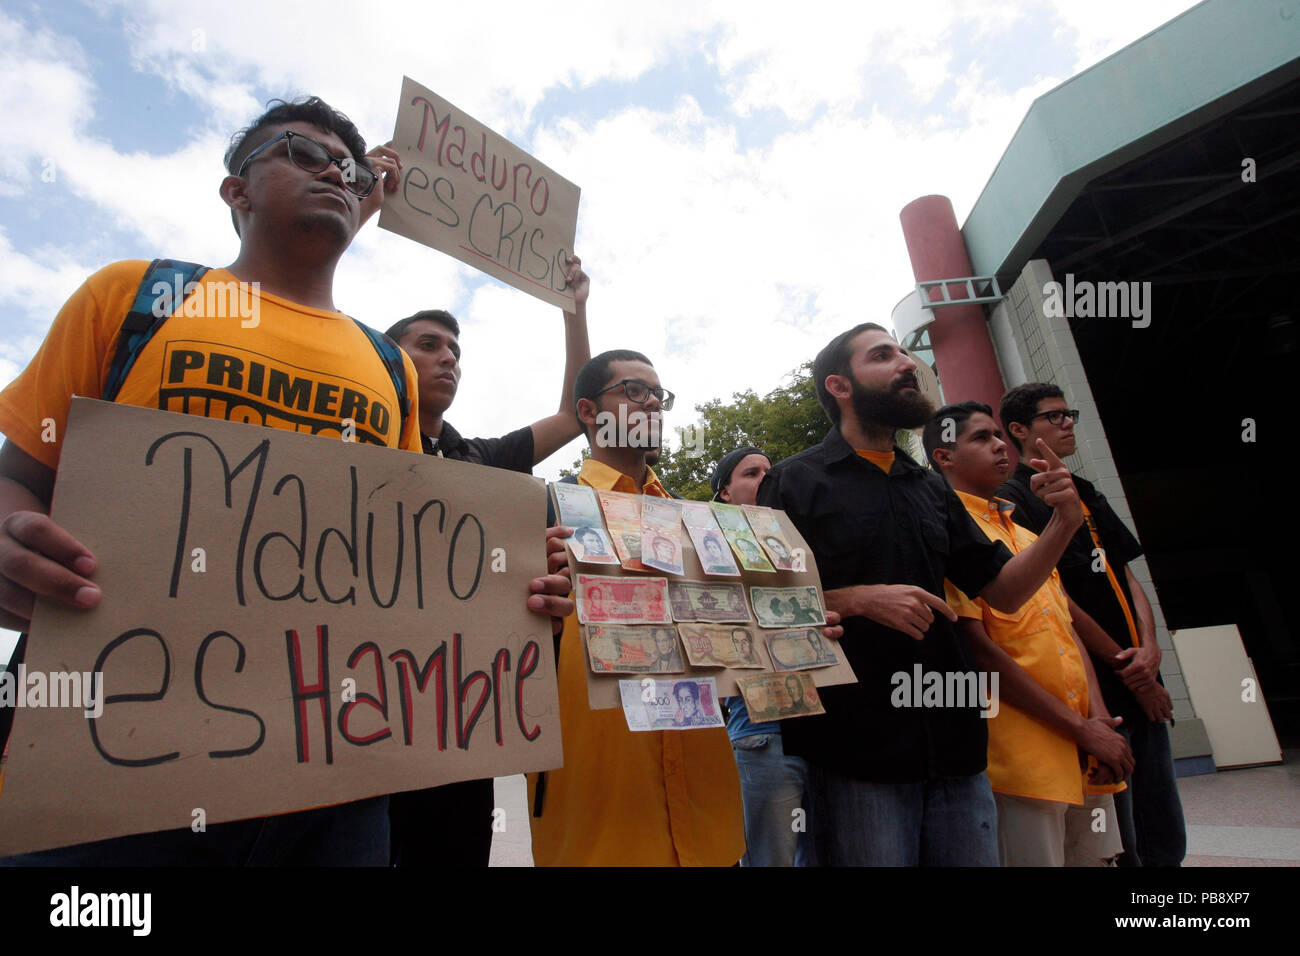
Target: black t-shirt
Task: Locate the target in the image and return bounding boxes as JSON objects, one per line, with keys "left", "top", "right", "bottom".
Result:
{"left": 997, "top": 462, "right": 1146, "bottom": 718}
{"left": 423, "top": 419, "right": 534, "bottom": 474}
{"left": 757, "top": 426, "right": 1011, "bottom": 783}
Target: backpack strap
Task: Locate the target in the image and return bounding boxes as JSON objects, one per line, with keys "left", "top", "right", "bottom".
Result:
{"left": 102, "top": 259, "right": 411, "bottom": 441}
{"left": 103, "top": 259, "right": 208, "bottom": 402}
{"left": 352, "top": 321, "right": 412, "bottom": 438}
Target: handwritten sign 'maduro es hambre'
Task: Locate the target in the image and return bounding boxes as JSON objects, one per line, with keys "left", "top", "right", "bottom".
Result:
{"left": 379, "top": 76, "right": 581, "bottom": 311}
{"left": 0, "top": 399, "right": 560, "bottom": 856}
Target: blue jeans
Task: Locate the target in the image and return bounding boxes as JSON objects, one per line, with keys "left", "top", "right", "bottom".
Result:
{"left": 732, "top": 732, "right": 815, "bottom": 867}
{"left": 0, "top": 796, "right": 390, "bottom": 866}
{"left": 1113, "top": 714, "right": 1186, "bottom": 866}
{"left": 810, "top": 767, "right": 999, "bottom": 866}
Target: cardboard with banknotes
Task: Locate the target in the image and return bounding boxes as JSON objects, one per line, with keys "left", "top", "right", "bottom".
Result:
{"left": 551, "top": 484, "right": 857, "bottom": 712}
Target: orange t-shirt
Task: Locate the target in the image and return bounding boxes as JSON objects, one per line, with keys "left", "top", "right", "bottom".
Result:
{"left": 0, "top": 261, "right": 421, "bottom": 467}
{"left": 856, "top": 448, "right": 896, "bottom": 472}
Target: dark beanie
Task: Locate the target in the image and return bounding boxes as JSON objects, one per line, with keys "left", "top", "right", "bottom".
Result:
{"left": 710, "top": 446, "right": 769, "bottom": 499}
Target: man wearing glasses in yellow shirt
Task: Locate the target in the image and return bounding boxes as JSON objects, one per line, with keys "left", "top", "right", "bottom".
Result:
{"left": 527, "top": 350, "right": 844, "bottom": 865}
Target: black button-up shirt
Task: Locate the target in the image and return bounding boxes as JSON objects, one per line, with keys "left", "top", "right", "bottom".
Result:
{"left": 423, "top": 420, "right": 534, "bottom": 473}
{"left": 997, "top": 462, "right": 1146, "bottom": 720}
{"left": 757, "top": 426, "right": 1011, "bottom": 782}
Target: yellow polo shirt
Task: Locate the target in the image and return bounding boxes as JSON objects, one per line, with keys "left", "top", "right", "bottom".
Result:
{"left": 944, "top": 490, "right": 1089, "bottom": 806}
{"left": 526, "top": 459, "right": 746, "bottom": 865}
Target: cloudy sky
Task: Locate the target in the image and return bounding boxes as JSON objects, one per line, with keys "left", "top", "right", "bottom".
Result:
{"left": 0, "top": 0, "right": 1198, "bottom": 655}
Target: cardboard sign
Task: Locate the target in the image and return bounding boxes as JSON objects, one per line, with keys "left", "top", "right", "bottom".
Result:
{"left": 379, "top": 77, "right": 581, "bottom": 310}
{"left": 0, "top": 400, "right": 561, "bottom": 856}
{"left": 554, "top": 490, "right": 857, "bottom": 710}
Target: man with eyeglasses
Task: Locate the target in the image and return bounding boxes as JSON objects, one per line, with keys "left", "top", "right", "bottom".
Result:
{"left": 524, "top": 351, "right": 845, "bottom": 865}
{"left": 996, "top": 383, "right": 1186, "bottom": 867}
{"left": 0, "top": 97, "right": 575, "bottom": 865}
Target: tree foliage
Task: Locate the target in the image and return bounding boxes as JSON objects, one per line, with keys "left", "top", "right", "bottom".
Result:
{"left": 654, "top": 362, "right": 828, "bottom": 500}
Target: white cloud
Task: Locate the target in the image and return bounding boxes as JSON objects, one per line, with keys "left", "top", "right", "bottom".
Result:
{"left": 0, "top": 0, "right": 1204, "bottom": 486}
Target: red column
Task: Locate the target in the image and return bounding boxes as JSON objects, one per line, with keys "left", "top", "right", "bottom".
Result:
{"left": 899, "top": 196, "right": 1006, "bottom": 416}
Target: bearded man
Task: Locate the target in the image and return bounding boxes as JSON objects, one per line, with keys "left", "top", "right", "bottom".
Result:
{"left": 756, "top": 323, "right": 1085, "bottom": 866}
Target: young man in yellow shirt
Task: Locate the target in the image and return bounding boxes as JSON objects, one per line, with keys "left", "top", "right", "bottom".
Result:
{"left": 923, "top": 401, "right": 1134, "bottom": 865}
{"left": 525, "top": 349, "right": 744, "bottom": 865}
{"left": 0, "top": 97, "right": 574, "bottom": 865}
{"left": 527, "top": 350, "right": 844, "bottom": 865}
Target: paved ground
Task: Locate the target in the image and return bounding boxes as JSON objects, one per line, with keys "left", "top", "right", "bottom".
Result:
{"left": 488, "top": 748, "right": 1300, "bottom": 866}
{"left": 1179, "top": 747, "right": 1300, "bottom": 866}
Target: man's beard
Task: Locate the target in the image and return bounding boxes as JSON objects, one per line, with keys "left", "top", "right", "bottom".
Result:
{"left": 849, "top": 375, "right": 933, "bottom": 429}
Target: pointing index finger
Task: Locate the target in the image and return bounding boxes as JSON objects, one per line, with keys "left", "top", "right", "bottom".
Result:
{"left": 918, "top": 589, "right": 959, "bottom": 622}
{"left": 1034, "top": 438, "right": 1067, "bottom": 470}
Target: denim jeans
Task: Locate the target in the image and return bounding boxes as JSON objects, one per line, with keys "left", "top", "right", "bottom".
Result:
{"left": 1113, "top": 714, "right": 1187, "bottom": 866}
{"left": 732, "top": 733, "right": 815, "bottom": 867}
{"left": 810, "top": 766, "right": 999, "bottom": 866}
{"left": 0, "top": 796, "right": 390, "bottom": 866}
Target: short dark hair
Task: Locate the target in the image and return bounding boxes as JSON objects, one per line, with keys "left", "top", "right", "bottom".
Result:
{"left": 999, "top": 383, "right": 1065, "bottom": 452}
{"left": 811, "top": 323, "right": 889, "bottom": 424}
{"left": 223, "top": 96, "right": 370, "bottom": 236}
{"left": 674, "top": 680, "right": 700, "bottom": 701}
{"left": 385, "top": 310, "right": 461, "bottom": 343}
{"left": 922, "top": 401, "right": 993, "bottom": 466}
{"left": 573, "top": 349, "right": 652, "bottom": 431}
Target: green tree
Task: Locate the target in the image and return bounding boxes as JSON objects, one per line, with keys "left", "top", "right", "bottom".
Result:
{"left": 653, "top": 362, "right": 827, "bottom": 500}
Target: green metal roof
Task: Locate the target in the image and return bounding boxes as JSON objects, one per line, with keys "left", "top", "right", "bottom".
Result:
{"left": 961, "top": 0, "right": 1300, "bottom": 278}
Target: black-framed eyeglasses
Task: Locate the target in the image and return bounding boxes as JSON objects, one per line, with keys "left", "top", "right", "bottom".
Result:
{"left": 594, "top": 379, "right": 675, "bottom": 410}
{"left": 1030, "top": 408, "right": 1081, "bottom": 427}
{"left": 235, "top": 130, "right": 377, "bottom": 199}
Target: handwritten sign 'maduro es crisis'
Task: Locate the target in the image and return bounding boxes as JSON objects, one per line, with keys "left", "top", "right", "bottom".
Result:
{"left": 379, "top": 77, "right": 581, "bottom": 310}
{"left": 0, "top": 399, "right": 561, "bottom": 856}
